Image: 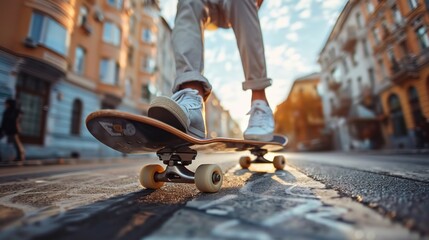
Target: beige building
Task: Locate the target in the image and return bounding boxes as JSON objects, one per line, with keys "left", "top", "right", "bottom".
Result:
{"left": 362, "top": 0, "right": 429, "bottom": 149}
{"left": 205, "top": 93, "right": 242, "bottom": 139}
{"left": 274, "top": 73, "right": 327, "bottom": 151}
{"left": 318, "top": 0, "right": 429, "bottom": 150}
{"left": 318, "top": 0, "right": 384, "bottom": 150}
{"left": 0, "top": 0, "right": 174, "bottom": 159}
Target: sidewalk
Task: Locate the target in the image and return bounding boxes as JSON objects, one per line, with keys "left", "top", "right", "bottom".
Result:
{"left": 0, "top": 154, "right": 155, "bottom": 168}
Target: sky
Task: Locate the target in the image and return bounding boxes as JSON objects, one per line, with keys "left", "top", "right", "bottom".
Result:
{"left": 159, "top": 0, "right": 346, "bottom": 130}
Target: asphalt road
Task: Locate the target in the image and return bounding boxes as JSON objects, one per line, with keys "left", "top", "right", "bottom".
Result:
{"left": 0, "top": 152, "right": 427, "bottom": 239}
{"left": 286, "top": 152, "right": 429, "bottom": 235}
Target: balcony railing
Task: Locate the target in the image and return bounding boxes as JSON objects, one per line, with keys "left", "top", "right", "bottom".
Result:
{"left": 331, "top": 89, "right": 352, "bottom": 117}
{"left": 328, "top": 80, "right": 342, "bottom": 91}
{"left": 390, "top": 56, "right": 419, "bottom": 85}
{"left": 342, "top": 26, "right": 358, "bottom": 52}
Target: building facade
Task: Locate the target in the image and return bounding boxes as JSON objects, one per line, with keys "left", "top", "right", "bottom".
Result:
{"left": 0, "top": 0, "right": 174, "bottom": 159}
{"left": 274, "top": 73, "right": 327, "bottom": 151}
{"left": 319, "top": 0, "right": 384, "bottom": 151}
{"left": 318, "top": 0, "right": 429, "bottom": 150}
{"left": 205, "top": 93, "right": 242, "bottom": 139}
{"left": 362, "top": 0, "right": 429, "bottom": 149}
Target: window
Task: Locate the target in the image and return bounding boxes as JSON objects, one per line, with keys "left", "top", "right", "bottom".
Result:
{"left": 342, "top": 58, "right": 348, "bottom": 74}
{"left": 372, "top": 27, "right": 380, "bottom": 44}
{"left": 352, "top": 49, "right": 358, "bottom": 66}
{"left": 16, "top": 73, "right": 50, "bottom": 144}
{"left": 378, "top": 59, "right": 386, "bottom": 79}
{"left": 141, "top": 84, "right": 150, "bottom": 100}
{"left": 74, "top": 46, "right": 85, "bottom": 75}
{"left": 400, "top": 40, "right": 409, "bottom": 57}
{"left": 363, "top": 39, "right": 370, "bottom": 57}
{"left": 392, "top": 5, "right": 403, "bottom": 25}
{"left": 129, "top": 15, "right": 136, "bottom": 34}
{"left": 78, "top": 6, "right": 88, "bottom": 26}
{"left": 125, "top": 78, "right": 132, "bottom": 97}
{"left": 387, "top": 48, "right": 398, "bottom": 70}
{"left": 70, "top": 99, "right": 83, "bottom": 135}
{"left": 357, "top": 77, "right": 363, "bottom": 92}
{"left": 408, "top": 87, "right": 423, "bottom": 125}
{"left": 141, "top": 56, "right": 155, "bottom": 73}
{"left": 331, "top": 67, "right": 341, "bottom": 82}
{"left": 103, "top": 22, "right": 121, "bottom": 46}
{"left": 367, "top": 0, "right": 374, "bottom": 13}
{"left": 28, "top": 12, "right": 69, "bottom": 55}
{"left": 388, "top": 94, "right": 407, "bottom": 137}
{"left": 368, "top": 68, "right": 375, "bottom": 88}
{"left": 127, "top": 46, "right": 134, "bottom": 66}
{"left": 142, "top": 28, "right": 156, "bottom": 43}
{"left": 408, "top": 0, "right": 418, "bottom": 10}
{"left": 107, "top": 0, "right": 123, "bottom": 9}
{"left": 99, "top": 59, "right": 120, "bottom": 85}
{"left": 416, "top": 26, "right": 429, "bottom": 50}
{"left": 356, "top": 13, "right": 362, "bottom": 28}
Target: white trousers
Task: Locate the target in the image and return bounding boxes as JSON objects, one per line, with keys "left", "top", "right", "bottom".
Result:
{"left": 172, "top": 0, "right": 272, "bottom": 100}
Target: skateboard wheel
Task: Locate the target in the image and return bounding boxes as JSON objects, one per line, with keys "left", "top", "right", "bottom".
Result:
{"left": 140, "top": 164, "right": 165, "bottom": 189}
{"left": 239, "top": 156, "right": 251, "bottom": 169}
{"left": 195, "top": 164, "right": 223, "bottom": 193}
{"left": 273, "top": 155, "right": 286, "bottom": 170}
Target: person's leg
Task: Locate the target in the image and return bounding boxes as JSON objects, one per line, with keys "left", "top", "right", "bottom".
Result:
{"left": 172, "top": 0, "right": 212, "bottom": 100}
{"left": 10, "top": 134, "right": 25, "bottom": 161}
{"left": 223, "top": 0, "right": 274, "bottom": 141}
{"left": 149, "top": 0, "right": 220, "bottom": 138}
{"left": 224, "top": 0, "right": 272, "bottom": 105}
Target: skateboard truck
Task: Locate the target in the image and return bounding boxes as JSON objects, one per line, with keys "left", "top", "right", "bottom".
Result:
{"left": 140, "top": 145, "right": 224, "bottom": 192}
{"left": 154, "top": 146, "right": 197, "bottom": 184}
{"left": 239, "top": 147, "right": 286, "bottom": 170}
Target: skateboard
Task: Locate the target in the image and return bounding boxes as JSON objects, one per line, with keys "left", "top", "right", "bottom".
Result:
{"left": 86, "top": 110, "right": 288, "bottom": 193}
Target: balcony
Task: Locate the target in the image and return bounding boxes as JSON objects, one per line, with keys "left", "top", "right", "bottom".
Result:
{"left": 331, "top": 91, "right": 352, "bottom": 117}
{"left": 390, "top": 56, "right": 419, "bottom": 85}
{"left": 359, "top": 86, "right": 374, "bottom": 107}
{"left": 342, "top": 26, "right": 362, "bottom": 53}
{"left": 328, "top": 80, "right": 341, "bottom": 91}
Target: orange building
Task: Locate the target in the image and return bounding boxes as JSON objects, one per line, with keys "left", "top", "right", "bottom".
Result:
{"left": 274, "top": 73, "right": 328, "bottom": 151}
{"left": 361, "top": 0, "right": 429, "bottom": 148}
{"left": 0, "top": 0, "right": 171, "bottom": 158}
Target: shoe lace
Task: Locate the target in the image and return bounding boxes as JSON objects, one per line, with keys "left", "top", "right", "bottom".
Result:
{"left": 247, "top": 105, "right": 271, "bottom": 127}
{"left": 172, "top": 88, "right": 202, "bottom": 111}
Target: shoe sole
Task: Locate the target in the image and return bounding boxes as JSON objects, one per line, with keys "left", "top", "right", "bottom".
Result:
{"left": 148, "top": 97, "right": 205, "bottom": 139}
{"left": 244, "top": 133, "right": 274, "bottom": 142}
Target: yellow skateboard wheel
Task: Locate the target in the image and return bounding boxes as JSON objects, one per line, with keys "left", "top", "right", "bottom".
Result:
{"left": 140, "top": 164, "right": 165, "bottom": 189}
{"left": 195, "top": 164, "right": 223, "bottom": 193}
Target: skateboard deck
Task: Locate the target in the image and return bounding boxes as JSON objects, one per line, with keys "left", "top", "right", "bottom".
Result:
{"left": 86, "top": 110, "right": 288, "bottom": 193}
{"left": 86, "top": 110, "right": 287, "bottom": 153}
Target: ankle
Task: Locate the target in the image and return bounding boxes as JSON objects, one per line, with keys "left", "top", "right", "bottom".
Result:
{"left": 180, "top": 82, "right": 205, "bottom": 99}
{"left": 251, "top": 90, "right": 269, "bottom": 105}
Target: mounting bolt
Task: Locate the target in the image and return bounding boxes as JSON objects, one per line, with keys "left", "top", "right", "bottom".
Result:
{"left": 212, "top": 172, "right": 221, "bottom": 184}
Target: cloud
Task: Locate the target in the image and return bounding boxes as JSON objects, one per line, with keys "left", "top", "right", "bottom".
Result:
{"left": 160, "top": 0, "right": 178, "bottom": 27}
{"left": 295, "top": 0, "right": 313, "bottom": 11}
{"left": 225, "top": 62, "right": 233, "bottom": 72}
{"left": 299, "top": 9, "right": 311, "bottom": 19}
{"left": 290, "top": 22, "right": 304, "bottom": 31}
{"left": 286, "top": 32, "right": 299, "bottom": 42}
{"left": 221, "top": 31, "right": 235, "bottom": 41}
{"left": 274, "top": 16, "right": 291, "bottom": 29}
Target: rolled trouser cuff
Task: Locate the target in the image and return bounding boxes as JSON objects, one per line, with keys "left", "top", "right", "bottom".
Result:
{"left": 242, "top": 78, "right": 272, "bottom": 91}
{"left": 173, "top": 71, "right": 213, "bottom": 101}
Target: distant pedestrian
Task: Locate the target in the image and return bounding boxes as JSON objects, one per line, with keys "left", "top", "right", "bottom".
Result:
{"left": 0, "top": 98, "right": 25, "bottom": 161}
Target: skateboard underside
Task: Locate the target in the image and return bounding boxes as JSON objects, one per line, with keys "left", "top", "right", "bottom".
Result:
{"left": 86, "top": 110, "right": 287, "bottom": 154}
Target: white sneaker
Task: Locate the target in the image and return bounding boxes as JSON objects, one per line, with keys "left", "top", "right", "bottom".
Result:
{"left": 244, "top": 100, "right": 274, "bottom": 141}
{"left": 148, "top": 88, "right": 206, "bottom": 138}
